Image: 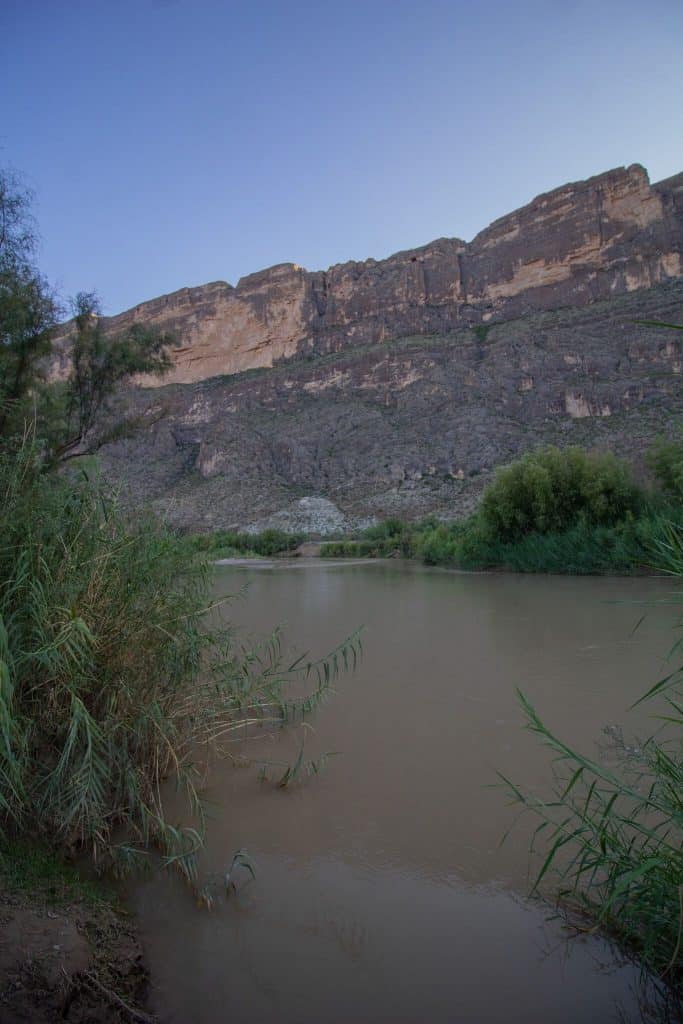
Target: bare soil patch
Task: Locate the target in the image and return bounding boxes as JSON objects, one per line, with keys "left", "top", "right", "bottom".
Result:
{"left": 0, "top": 862, "right": 153, "bottom": 1023}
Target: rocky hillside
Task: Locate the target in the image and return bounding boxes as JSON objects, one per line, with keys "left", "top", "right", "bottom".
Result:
{"left": 73, "top": 164, "right": 682, "bottom": 534}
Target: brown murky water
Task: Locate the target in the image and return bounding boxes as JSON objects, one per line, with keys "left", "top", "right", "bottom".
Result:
{"left": 132, "top": 561, "right": 680, "bottom": 1023}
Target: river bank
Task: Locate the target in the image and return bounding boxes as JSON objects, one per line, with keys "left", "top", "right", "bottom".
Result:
{"left": 0, "top": 845, "right": 153, "bottom": 1023}
{"left": 4, "top": 561, "right": 677, "bottom": 1023}
{"left": 200, "top": 442, "right": 683, "bottom": 575}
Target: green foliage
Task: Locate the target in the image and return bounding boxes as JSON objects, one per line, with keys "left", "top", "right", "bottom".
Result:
{"left": 184, "top": 527, "right": 304, "bottom": 558}
{"left": 417, "top": 521, "right": 465, "bottom": 566}
{"left": 502, "top": 688, "right": 683, "bottom": 992}
{"left": 58, "top": 291, "right": 175, "bottom": 457}
{"left": 320, "top": 540, "right": 380, "bottom": 558}
{"left": 499, "top": 430, "right": 683, "bottom": 993}
{"left": 440, "top": 509, "right": 682, "bottom": 574}
{"left": 319, "top": 511, "right": 653, "bottom": 573}
{"left": 320, "top": 541, "right": 358, "bottom": 558}
{"left": 0, "top": 434, "right": 360, "bottom": 881}
{"left": 0, "top": 169, "right": 36, "bottom": 272}
{"left": 648, "top": 436, "right": 683, "bottom": 502}
{"left": 648, "top": 520, "right": 683, "bottom": 577}
{"left": 320, "top": 517, "right": 439, "bottom": 559}
{"left": 0, "top": 165, "right": 359, "bottom": 887}
{"left": 318, "top": 441, "right": 682, "bottom": 575}
{"left": 0, "top": 172, "right": 173, "bottom": 455}
{"left": 478, "top": 446, "right": 642, "bottom": 544}
{"left": 0, "top": 838, "right": 109, "bottom": 907}
{"left": 0, "top": 169, "right": 59, "bottom": 436}
{"left": 500, "top": 553, "right": 683, "bottom": 993}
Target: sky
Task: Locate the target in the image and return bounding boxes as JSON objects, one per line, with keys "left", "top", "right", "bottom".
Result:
{"left": 2, "top": 0, "right": 683, "bottom": 315}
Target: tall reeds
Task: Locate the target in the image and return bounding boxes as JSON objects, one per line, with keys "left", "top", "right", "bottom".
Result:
{"left": 0, "top": 431, "right": 360, "bottom": 879}
{"left": 501, "top": 521, "right": 683, "bottom": 997}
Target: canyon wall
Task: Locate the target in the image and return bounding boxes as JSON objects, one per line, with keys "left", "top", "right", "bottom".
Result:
{"left": 96, "top": 281, "right": 683, "bottom": 532}
{"left": 54, "top": 164, "right": 683, "bottom": 386}
{"left": 52, "top": 162, "right": 683, "bottom": 532}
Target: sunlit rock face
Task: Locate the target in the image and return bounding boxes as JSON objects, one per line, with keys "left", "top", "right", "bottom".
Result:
{"left": 49, "top": 164, "right": 683, "bottom": 532}
{"left": 52, "top": 164, "right": 683, "bottom": 387}
{"left": 94, "top": 280, "right": 683, "bottom": 532}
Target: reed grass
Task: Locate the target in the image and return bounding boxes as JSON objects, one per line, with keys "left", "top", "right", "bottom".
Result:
{"left": 500, "top": 521, "right": 683, "bottom": 1003}
{"left": 0, "top": 430, "right": 360, "bottom": 881}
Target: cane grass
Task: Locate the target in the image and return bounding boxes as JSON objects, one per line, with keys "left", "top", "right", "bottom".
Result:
{"left": 501, "top": 526, "right": 683, "bottom": 1001}
{"left": 0, "top": 432, "right": 361, "bottom": 882}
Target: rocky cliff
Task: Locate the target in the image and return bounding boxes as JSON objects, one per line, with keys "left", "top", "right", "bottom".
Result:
{"left": 68, "top": 163, "right": 683, "bottom": 533}
{"left": 95, "top": 281, "right": 683, "bottom": 533}
{"left": 54, "top": 164, "right": 683, "bottom": 387}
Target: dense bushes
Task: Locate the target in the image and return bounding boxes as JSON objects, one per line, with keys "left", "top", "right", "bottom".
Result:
{"left": 321, "top": 443, "right": 683, "bottom": 575}
{"left": 183, "top": 528, "right": 304, "bottom": 558}
{"left": 451, "top": 515, "right": 677, "bottom": 574}
{"left": 477, "top": 446, "right": 643, "bottom": 543}
{"left": 647, "top": 435, "right": 683, "bottom": 502}
{"left": 458, "top": 443, "right": 682, "bottom": 573}
{"left": 0, "top": 171, "right": 363, "bottom": 878}
{"left": 0, "top": 437, "right": 359, "bottom": 877}
{"left": 320, "top": 517, "right": 427, "bottom": 559}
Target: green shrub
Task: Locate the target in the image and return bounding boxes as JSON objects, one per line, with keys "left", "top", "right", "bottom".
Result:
{"left": 647, "top": 436, "right": 683, "bottom": 502}
{"left": 317, "top": 442, "right": 680, "bottom": 576}
{"left": 416, "top": 522, "right": 463, "bottom": 566}
{"left": 183, "top": 527, "right": 304, "bottom": 558}
{"left": 363, "top": 517, "right": 408, "bottom": 542}
{"left": 479, "top": 446, "right": 643, "bottom": 544}
{"left": 320, "top": 541, "right": 361, "bottom": 558}
{"left": 420, "top": 508, "right": 682, "bottom": 575}
{"left": 321, "top": 518, "right": 421, "bottom": 560}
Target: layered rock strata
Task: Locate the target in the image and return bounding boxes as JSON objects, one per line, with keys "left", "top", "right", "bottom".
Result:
{"left": 53, "top": 164, "right": 683, "bottom": 386}
{"left": 97, "top": 282, "right": 683, "bottom": 532}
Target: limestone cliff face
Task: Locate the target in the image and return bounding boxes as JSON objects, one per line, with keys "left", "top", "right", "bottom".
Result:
{"left": 53, "top": 164, "right": 683, "bottom": 387}
{"left": 96, "top": 281, "right": 683, "bottom": 532}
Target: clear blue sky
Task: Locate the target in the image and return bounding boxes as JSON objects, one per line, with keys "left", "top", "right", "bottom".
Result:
{"left": 2, "top": 0, "right": 682, "bottom": 314}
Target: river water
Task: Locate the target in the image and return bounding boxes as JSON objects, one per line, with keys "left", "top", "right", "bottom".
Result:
{"left": 132, "top": 561, "right": 680, "bottom": 1023}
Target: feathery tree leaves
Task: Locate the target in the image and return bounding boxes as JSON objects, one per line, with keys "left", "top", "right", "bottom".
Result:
{"left": 0, "top": 169, "right": 59, "bottom": 436}
{"left": 59, "top": 291, "right": 175, "bottom": 457}
{"left": 0, "top": 167, "right": 174, "bottom": 451}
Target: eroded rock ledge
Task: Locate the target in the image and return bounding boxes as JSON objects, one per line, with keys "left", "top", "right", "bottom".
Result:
{"left": 52, "top": 164, "right": 683, "bottom": 386}
{"left": 96, "top": 281, "right": 683, "bottom": 532}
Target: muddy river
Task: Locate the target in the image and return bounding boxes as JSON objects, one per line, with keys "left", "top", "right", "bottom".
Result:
{"left": 132, "top": 561, "right": 680, "bottom": 1023}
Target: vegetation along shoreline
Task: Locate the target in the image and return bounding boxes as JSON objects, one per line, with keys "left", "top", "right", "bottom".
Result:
{"left": 1, "top": 160, "right": 682, "bottom": 1019}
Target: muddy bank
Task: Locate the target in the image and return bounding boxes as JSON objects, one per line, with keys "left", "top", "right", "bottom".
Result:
{"left": 0, "top": 846, "right": 153, "bottom": 1023}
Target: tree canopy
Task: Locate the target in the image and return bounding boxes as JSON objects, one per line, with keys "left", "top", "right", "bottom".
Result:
{"left": 0, "top": 170, "right": 59, "bottom": 435}
{"left": 0, "top": 168, "right": 174, "bottom": 453}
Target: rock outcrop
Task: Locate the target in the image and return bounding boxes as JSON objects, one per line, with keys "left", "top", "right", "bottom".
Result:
{"left": 53, "top": 164, "right": 683, "bottom": 387}
{"left": 53, "top": 162, "right": 683, "bottom": 533}
{"left": 97, "top": 281, "right": 683, "bottom": 533}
